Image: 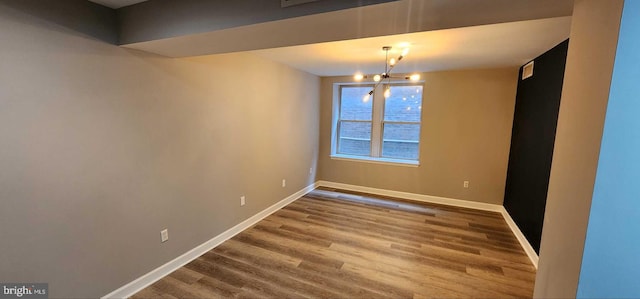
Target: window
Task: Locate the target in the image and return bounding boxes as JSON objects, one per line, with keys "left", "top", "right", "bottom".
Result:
{"left": 332, "top": 82, "right": 423, "bottom": 165}
{"left": 382, "top": 85, "right": 422, "bottom": 160}
{"left": 337, "top": 86, "right": 373, "bottom": 156}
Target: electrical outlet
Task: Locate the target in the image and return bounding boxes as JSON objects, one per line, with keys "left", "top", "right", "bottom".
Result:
{"left": 463, "top": 181, "right": 469, "bottom": 188}
{"left": 309, "top": 167, "right": 313, "bottom": 174}
{"left": 160, "top": 229, "right": 169, "bottom": 243}
{"left": 240, "top": 196, "right": 246, "bottom": 206}
{"left": 282, "top": 179, "right": 286, "bottom": 187}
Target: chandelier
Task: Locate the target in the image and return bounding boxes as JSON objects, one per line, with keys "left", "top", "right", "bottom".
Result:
{"left": 354, "top": 46, "right": 421, "bottom": 102}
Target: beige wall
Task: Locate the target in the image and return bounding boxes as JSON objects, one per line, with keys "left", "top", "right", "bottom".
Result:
{"left": 534, "top": 0, "right": 624, "bottom": 297}
{"left": 318, "top": 68, "right": 518, "bottom": 204}
{"left": 0, "top": 4, "right": 319, "bottom": 298}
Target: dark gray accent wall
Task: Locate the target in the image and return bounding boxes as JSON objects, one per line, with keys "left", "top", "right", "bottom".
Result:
{"left": 0, "top": 0, "right": 117, "bottom": 44}
{"left": 503, "top": 39, "right": 569, "bottom": 253}
{"left": 116, "top": 0, "right": 399, "bottom": 44}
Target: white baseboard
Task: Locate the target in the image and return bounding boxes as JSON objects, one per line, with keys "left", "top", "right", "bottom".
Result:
{"left": 103, "top": 180, "right": 539, "bottom": 298}
{"left": 317, "top": 181, "right": 503, "bottom": 212}
{"left": 316, "top": 180, "right": 538, "bottom": 268}
{"left": 101, "top": 182, "right": 319, "bottom": 299}
{"left": 499, "top": 207, "right": 539, "bottom": 268}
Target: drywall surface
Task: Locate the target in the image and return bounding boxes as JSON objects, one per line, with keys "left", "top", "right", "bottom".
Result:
{"left": 117, "top": 0, "right": 396, "bottom": 44}
{"left": 121, "top": 0, "right": 573, "bottom": 57}
{"left": 533, "top": 0, "right": 623, "bottom": 297}
{"left": 0, "top": 3, "right": 319, "bottom": 298}
{"left": 577, "top": 1, "right": 640, "bottom": 297}
{"left": 0, "top": 0, "right": 117, "bottom": 44}
{"left": 318, "top": 68, "right": 518, "bottom": 205}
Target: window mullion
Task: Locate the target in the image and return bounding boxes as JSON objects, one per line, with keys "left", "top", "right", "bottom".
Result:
{"left": 370, "top": 83, "right": 384, "bottom": 157}
{"left": 336, "top": 120, "right": 342, "bottom": 155}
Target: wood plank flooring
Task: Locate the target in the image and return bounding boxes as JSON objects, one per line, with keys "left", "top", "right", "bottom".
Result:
{"left": 131, "top": 188, "right": 536, "bottom": 298}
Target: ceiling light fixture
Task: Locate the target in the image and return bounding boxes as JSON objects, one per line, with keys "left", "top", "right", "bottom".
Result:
{"left": 354, "top": 46, "right": 421, "bottom": 101}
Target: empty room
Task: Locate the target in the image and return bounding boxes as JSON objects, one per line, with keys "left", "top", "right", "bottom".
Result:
{"left": 1, "top": 0, "right": 639, "bottom": 298}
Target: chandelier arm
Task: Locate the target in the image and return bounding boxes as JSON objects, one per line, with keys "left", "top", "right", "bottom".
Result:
{"left": 384, "top": 47, "right": 390, "bottom": 74}
{"left": 359, "top": 47, "right": 412, "bottom": 101}
{"left": 386, "top": 64, "right": 398, "bottom": 76}
{"left": 367, "top": 81, "right": 382, "bottom": 97}
{"left": 383, "top": 54, "right": 403, "bottom": 79}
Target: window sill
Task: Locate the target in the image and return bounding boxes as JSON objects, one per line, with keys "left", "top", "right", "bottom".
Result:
{"left": 330, "top": 154, "right": 419, "bottom": 167}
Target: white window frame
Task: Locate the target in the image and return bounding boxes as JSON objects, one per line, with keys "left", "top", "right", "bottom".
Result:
{"left": 331, "top": 80, "right": 424, "bottom": 166}
{"left": 335, "top": 84, "right": 375, "bottom": 158}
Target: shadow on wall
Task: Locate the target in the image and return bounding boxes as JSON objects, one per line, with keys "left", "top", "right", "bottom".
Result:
{"left": 0, "top": 0, "right": 118, "bottom": 44}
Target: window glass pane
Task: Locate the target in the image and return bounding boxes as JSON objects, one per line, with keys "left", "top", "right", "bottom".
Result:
{"left": 384, "top": 85, "right": 423, "bottom": 122}
{"left": 340, "top": 86, "right": 373, "bottom": 121}
{"left": 338, "top": 121, "right": 371, "bottom": 156}
{"left": 382, "top": 123, "right": 420, "bottom": 160}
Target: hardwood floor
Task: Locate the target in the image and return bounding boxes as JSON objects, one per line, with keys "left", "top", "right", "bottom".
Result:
{"left": 131, "top": 188, "right": 536, "bottom": 298}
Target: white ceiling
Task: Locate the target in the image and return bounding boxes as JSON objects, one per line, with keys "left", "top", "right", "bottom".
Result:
{"left": 249, "top": 16, "right": 572, "bottom": 76}
{"left": 88, "top": 0, "right": 147, "bottom": 9}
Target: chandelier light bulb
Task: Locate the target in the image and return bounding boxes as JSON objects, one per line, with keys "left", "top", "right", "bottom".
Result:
{"left": 354, "top": 46, "right": 419, "bottom": 101}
